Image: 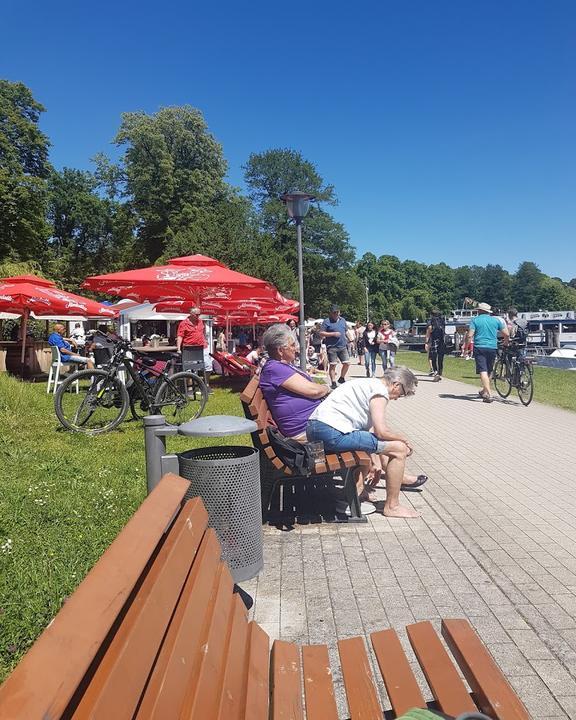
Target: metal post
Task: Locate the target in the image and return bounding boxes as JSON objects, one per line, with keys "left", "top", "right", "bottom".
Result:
{"left": 296, "top": 220, "right": 306, "bottom": 370}
{"left": 365, "top": 278, "right": 370, "bottom": 324}
{"left": 143, "top": 415, "right": 179, "bottom": 494}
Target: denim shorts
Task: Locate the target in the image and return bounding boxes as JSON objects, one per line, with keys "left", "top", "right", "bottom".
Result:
{"left": 327, "top": 347, "right": 350, "bottom": 364}
{"left": 306, "top": 419, "right": 379, "bottom": 454}
{"left": 474, "top": 347, "right": 497, "bottom": 375}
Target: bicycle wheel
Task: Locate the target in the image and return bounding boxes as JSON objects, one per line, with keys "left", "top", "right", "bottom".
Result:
{"left": 493, "top": 357, "right": 512, "bottom": 398}
{"left": 55, "top": 369, "right": 129, "bottom": 434}
{"left": 128, "top": 382, "right": 151, "bottom": 420}
{"left": 153, "top": 371, "right": 208, "bottom": 424}
{"left": 517, "top": 363, "right": 534, "bottom": 406}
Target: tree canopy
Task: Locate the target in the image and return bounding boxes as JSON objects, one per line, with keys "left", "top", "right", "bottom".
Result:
{"left": 2, "top": 80, "right": 575, "bottom": 317}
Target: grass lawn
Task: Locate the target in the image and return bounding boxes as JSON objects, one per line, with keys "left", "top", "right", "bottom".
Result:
{"left": 0, "top": 372, "right": 251, "bottom": 680}
{"left": 396, "top": 350, "right": 576, "bottom": 412}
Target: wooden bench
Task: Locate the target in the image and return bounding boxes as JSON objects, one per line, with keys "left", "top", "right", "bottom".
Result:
{"left": 0, "top": 473, "right": 529, "bottom": 720}
{"left": 240, "top": 375, "right": 373, "bottom": 523}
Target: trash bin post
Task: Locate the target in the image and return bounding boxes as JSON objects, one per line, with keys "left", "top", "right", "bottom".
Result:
{"left": 143, "top": 415, "right": 179, "bottom": 494}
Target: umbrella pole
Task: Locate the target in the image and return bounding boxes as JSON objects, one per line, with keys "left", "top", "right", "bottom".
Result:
{"left": 20, "top": 308, "right": 29, "bottom": 376}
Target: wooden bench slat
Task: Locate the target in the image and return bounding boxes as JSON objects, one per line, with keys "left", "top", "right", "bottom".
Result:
{"left": 338, "top": 636, "right": 383, "bottom": 720}
{"left": 442, "top": 619, "right": 530, "bottom": 720}
{"left": 0, "top": 473, "right": 190, "bottom": 720}
{"left": 302, "top": 645, "right": 339, "bottom": 720}
{"left": 406, "top": 621, "right": 477, "bottom": 717}
{"left": 312, "top": 460, "right": 328, "bottom": 474}
{"left": 271, "top": 640, "right": 304, "bottom": 720}
{"left": 134, "top": 530, "right": 226, "bottom": 718}
{"left": 216, "top": 596, "right": 251, "bottom": 720}
{"left": 180, "top": 560, "right": 236, "bottom": 718}
{"left": 326, "top": 454, "right": 342, "bottom": 472}
{"left": 239, "top": 375, "right": 260, "bottom": 404}
{"left": 243, "top": 622, "right": 270, "bottom": 720}
{"left": 338, "top": 451, "right": 357, "bottom": 468}
{"left": 354, "top": 451, "right": 372, "bottom": 466}
{"left": 71, "top": 498, "right": 209, "bottom": 718}
{"left": 371, "top": 628, "right": 426, "bottom": 717}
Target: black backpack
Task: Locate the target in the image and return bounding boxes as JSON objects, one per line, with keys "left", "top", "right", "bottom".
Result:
{"left": 267, "top": 427, "right": 316, "bottom": 476}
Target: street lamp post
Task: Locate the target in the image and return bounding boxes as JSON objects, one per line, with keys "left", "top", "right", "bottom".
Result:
{"left": 280, "top": 191, "right": 315, "bottom": 371}
{"left": 365, "top": 277, "right": 370, "bottom": 324}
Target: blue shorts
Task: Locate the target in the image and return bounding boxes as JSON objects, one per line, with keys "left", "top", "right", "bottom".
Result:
{"left": 474, "top": 347, "right": 497, "bottom": 375}
{"left": 306, "top": 419, "right": 379, "bottom": 454}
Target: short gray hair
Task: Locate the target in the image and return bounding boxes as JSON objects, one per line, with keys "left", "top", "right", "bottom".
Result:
{"left": 382, "top": 367, "right": 418, "bottom": 396}
{"left": 262, "top": 323, "right": 295, "bottom": 358}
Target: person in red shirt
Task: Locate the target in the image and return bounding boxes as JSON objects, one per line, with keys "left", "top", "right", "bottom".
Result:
{"left": 176, "top": 306, "right": 210, "bottom": 388}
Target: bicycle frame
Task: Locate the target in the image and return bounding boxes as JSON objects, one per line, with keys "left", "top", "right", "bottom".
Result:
{"left": 97, "top": 341, "right": 182, "bottom": 409}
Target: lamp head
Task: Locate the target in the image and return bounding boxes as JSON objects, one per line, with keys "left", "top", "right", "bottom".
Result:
{"left": 280, "top": 191, "right": 315, "bottom": 222}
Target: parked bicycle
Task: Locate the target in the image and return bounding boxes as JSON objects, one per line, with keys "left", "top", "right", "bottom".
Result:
{"left": 492, "top": 341, "right": 535, "bottom": 406}
{"left": 54, "top": 334, "right": 208, "bottom": 434}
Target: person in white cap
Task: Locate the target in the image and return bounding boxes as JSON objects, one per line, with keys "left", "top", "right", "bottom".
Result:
{"left": 467, "top": 303, "right": 509, "bottom": 402}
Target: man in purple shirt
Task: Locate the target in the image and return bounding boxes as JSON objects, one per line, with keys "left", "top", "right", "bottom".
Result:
{"left": 259, "top": 324, "right": 329, "bottom": 439}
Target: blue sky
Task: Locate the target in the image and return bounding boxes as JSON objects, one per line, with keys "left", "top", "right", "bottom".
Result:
{"left": 2, "top": 0, "right": 575, "bottom": 281}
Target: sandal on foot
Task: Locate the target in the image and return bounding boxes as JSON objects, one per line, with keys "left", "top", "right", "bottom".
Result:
{"left": 400, "top": 475, "right": 428, "bottom": 492}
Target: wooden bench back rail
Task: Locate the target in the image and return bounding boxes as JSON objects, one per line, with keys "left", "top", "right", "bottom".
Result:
{"left": 0, "top": 474, "right": 529, "bottom": 720}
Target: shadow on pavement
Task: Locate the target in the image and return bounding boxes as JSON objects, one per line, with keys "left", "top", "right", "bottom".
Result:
{"left": 438, "top": 393, "right": 483, "bottom": 402}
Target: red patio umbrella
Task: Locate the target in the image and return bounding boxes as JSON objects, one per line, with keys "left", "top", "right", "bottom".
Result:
{"left": 83, "top": 254, "right": 269, "bottom": 303}
{"left": 0, "top": 275, "right": 116, "bottom": 366}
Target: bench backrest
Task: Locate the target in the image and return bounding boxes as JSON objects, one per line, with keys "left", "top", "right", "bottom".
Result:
{"left": 0, "top": 475, "right": 268, "bottom": 719}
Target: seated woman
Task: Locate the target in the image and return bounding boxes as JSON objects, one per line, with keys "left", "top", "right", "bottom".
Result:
{"left": 306, "top": 367, "right": 421, "bottom": 518}
{"left": 259, "top": 324, "right": 330, "bottom": 441}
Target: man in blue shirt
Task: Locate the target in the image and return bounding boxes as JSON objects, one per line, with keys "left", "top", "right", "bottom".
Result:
{"left": 468, "top": 303, "right": 508, "bottom": 403}
{"left": 48, "top": 324, "right": 94, "bottom": 368}
{"left": 320, "top": 305, "right": 350, "bottom": 389}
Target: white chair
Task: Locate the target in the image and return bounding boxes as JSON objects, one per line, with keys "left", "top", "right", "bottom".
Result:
{"left": 46, "top": 346, "right": 79, "bottom": 394}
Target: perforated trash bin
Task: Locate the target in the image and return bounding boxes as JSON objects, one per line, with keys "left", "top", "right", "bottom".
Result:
{"left": 177, "top": 445, "right": 263, "bottom": 582}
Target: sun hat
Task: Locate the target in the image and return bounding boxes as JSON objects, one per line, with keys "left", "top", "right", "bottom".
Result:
{"left": 476, "top": 302, "right": 492, "bottom": 313}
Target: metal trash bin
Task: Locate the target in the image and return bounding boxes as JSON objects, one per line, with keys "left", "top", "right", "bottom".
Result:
{"left": 178, "top": 445, "right": 263, "bottom": 582}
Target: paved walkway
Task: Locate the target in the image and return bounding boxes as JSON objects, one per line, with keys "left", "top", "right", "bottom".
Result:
{"left": 243, "top": 363, "right": 576, "bottom": 718}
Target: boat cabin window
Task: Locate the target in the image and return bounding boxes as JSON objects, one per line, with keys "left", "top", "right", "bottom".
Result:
{"left": 562, "top": 323, "right": 576, "bottom": 333}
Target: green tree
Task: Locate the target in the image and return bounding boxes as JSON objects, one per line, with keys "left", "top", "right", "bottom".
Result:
{"left": 243, "top": 149, "right": 355, "bottom": 316}
{"left": 99, "top": 106, "right": 228, "bottom": 263}
{"left": 0, "top": 80, "right": 51, "bottom": 261}
{"left": 513, "top": 262, "right": 544, "bottom": 310}
{"left": 46, "top": 168, "right": 127, "bottom": 289}
{"left": 478, "top": 264, "right": 513, "bottom": 311}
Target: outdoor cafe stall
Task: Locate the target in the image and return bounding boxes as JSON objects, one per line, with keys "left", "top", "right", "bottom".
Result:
{"left": 0, "top": 275, "right": 116, "bottom": 377}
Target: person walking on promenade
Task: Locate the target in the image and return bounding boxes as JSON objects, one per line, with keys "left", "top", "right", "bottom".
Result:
{"left": 377, "top": 319, "right": 398, "bottom": 372}
{"left": 362, "top": 321, "right": 379, "bottom": 377}
{"left": 467, "top": 302, "right": 509, "bottom": 403}
{"left": 320, "top": 305, "right": 351, "bottom": 390}
{"left": 425, "top": 309, "right": 446, "bottom": 381}
{"left": 355, "top": 320, "right": 366, "bottom": 366}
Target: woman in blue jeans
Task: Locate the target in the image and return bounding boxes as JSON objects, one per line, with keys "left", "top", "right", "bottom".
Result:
{"left": 307, "top": 367, "right": 421, "bottom": 518}
{"left": 362, "top": 322, "right": 379, "bottom": 378}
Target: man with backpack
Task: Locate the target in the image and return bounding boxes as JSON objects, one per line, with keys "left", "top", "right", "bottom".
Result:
{"left": 425, "top": 309, "right": 446, "bottom": 382}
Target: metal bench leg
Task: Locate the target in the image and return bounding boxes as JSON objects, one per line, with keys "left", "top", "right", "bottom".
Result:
{"left": 343, "top": 467, "right": 367, "bottom": 523}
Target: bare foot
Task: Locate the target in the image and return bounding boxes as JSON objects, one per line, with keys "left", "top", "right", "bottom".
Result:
{"left": 382, "top": 503, "right": 421, "bottom": 518}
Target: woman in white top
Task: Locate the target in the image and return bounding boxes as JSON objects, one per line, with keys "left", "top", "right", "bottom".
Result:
{"left": 306, "top": 367, "right": 420, "bottom": 518}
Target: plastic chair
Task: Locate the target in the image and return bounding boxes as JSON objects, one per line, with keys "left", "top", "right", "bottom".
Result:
{"left": 46, "top": 346, "right": 79, "bottom": 394}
